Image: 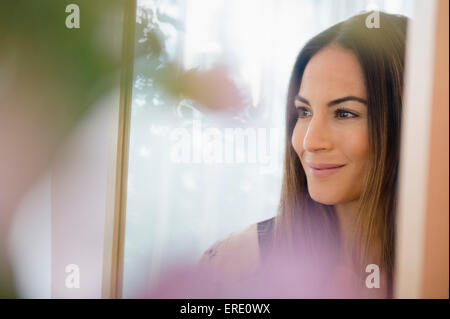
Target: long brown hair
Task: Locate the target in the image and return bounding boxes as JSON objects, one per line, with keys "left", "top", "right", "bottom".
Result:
{"left": 272, "top": 11, "right": 408, "bottom": 296}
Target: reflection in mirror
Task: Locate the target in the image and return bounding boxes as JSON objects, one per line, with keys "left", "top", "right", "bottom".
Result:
{"left": 122, "top": 0, "right": 414, "bottom": 298}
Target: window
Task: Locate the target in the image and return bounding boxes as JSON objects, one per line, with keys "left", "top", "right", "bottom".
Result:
{"left": 121, "top": 0, "right": 414, "bottom": 297}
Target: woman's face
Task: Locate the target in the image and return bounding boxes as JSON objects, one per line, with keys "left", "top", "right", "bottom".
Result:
{"left": 292, "top": 44, "right": 369, "bottom": 205}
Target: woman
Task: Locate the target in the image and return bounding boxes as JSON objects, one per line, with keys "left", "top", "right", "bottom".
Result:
{"left": 199, "top": 11, "right": 408, "bottom": 298}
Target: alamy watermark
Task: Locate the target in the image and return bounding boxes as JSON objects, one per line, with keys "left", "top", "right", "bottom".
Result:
{"left": 169, "top": 119, "right": 281, "bottom": 175}
{"left": 365, "top": 11, "right": 380, "bottom": 29}
{"left": 65, "top": 4, "right": 80, "bottom": 29}
{"left": 365, "top": 263, "right": 380, "bottom": 288}
{"left": 65, "top": 263, "right": 80, "bottom": 289}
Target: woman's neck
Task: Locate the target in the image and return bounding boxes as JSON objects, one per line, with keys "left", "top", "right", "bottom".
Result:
{"left": 335, "top": 200, "right": 360, "bottom": 263}
{"left": 333, "top": 201, "right": 389, "bottom": 298}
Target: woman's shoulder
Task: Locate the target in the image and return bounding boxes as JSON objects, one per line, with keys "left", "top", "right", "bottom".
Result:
{"left": 199, "top": 223, "right": 260, "bottom": 281}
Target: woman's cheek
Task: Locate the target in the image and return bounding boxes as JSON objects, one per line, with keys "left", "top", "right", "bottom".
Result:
{"left": 342, "top": 125, "right": 369, "bottom": 166}
{"left": 354, "top": 126, "right": 369, "bottom": 159}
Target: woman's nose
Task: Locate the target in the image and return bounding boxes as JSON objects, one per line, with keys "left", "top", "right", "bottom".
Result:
{"left": 303, "top": 116, "right": 333, "bottom": 152}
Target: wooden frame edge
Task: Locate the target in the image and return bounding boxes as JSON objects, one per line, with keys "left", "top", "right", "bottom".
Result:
{"left": 102, "top": 0, "right": 136, "bottom": 299}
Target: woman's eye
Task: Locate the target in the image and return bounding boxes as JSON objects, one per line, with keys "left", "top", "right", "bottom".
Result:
{"left": 335, "top": 109, "right": 358, "bottom": 119}
{"left": 295, "top": 107, "right": 358, "bottom": 120}
{"left": 296, "top": 107, "right": 311, "bottom": 119}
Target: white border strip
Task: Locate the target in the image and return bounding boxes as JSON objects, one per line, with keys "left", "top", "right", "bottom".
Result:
{"left": 394, "top": 0, "right": 437, "bottom": 299}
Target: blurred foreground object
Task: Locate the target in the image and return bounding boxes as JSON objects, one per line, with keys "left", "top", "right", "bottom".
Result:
{"left": 139, "top": 250, "right": 388, "bottom": 299}
{"left": 0, "top": 0, "right": 243, "bottom": 298}
{"left": 0, "top": 0, "right": 125, "bottom": 298}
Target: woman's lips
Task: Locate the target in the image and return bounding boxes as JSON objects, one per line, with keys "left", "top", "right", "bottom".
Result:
{"left": 306, "top": 163, "right": 346, "bottom": 178}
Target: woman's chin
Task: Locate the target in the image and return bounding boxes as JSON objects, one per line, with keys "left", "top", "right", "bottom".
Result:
{"left": 309, "top": 192, "right": 340, "bottom": 206}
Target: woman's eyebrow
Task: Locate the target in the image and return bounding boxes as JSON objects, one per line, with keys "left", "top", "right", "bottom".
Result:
{"left": 295, "top": 95, "right": 367, "bottom": 106}
{"left": 295, "top": 95, "right": 311, "bottom": 106}
{"left": 327, "top": 96, "right": 367, "bottom": 106}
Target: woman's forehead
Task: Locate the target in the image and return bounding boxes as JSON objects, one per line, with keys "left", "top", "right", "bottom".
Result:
{"left": 298, "top": 45, "right": 367, "bottom": 101}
